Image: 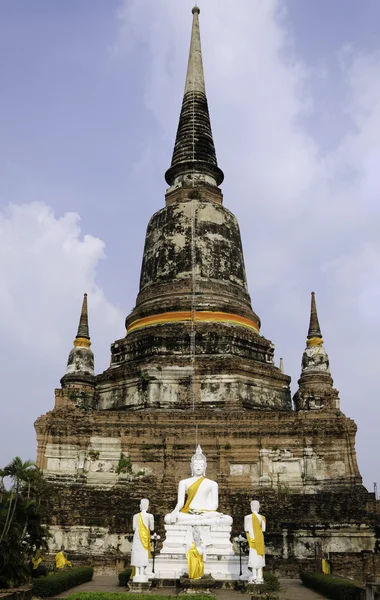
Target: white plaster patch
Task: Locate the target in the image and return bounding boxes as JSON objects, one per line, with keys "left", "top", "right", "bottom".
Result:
{"left": 48, "top": 525, "right": 132, "bottom": 555}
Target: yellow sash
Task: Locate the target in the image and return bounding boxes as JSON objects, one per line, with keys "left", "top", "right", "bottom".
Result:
{"left": 55, "top": 551, "right": 72, "bottom": 569}
{"left": 322, "top": 559, "right": 330, "bottom": 575}
{"left": 32, "top": 551, "right": 43, "bottom": 569}
{"left": 186, "top": 543, "right": 204, "bottom": 580}
{"left": 246, "top": 513, "right": 266, "bottom": 557}
{"left": 180, "top": 477, "right": 205, "bottom": 513}
{"left": 138, "top": 512, "right": 152, "bottom": 558}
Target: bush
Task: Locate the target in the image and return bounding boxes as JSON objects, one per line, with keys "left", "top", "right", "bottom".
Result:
{"left": 118, "top": 567, "right": 133, "bottom": 587}
{"left": 300, "top": 571, "right": 362, "bottom": 600}
{"left": 263, "top": 571, "right": 280, "bottom": 592}
{"left": 67, "top": 595, "right": 214, "bottom": 600}
{"left": 32, "top": 566, "right": 93, "bottom": 597}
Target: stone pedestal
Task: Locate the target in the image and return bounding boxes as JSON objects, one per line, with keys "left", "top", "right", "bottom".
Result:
{"left": 154, "top": 553, "right": 248, "bottom": 580}
{"left": 155, "top": 523, "right": 249, "bottom": 580}
{"left": 161, "top": 524, "right": 234, "bottom": 555}
{"left": 180, "top": 574, "right": 216, "bottom": 594}
{"left": 128, "top": 581, "right": 151, "bottom": 593}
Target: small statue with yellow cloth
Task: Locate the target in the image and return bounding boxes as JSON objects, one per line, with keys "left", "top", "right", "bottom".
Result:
{"left": 186, "top": 528, "right": 205, "bottom": 580}
{"left": 55, "top": 546, "right": 72, "bottom": 569}
{"left": 244, "top": 500, "right": 266, "bottom": 584}
{"left": 131, "top": 498, "right": 154, "bottom": 582}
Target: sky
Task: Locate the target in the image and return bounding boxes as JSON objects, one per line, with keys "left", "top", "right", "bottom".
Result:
{"left": 0, "top": 0, "right": 379, "bottom": 490}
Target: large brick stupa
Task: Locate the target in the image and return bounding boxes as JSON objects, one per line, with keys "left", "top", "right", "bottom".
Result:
{"left": 35, "top": 6, "right": 379, "bottom": 580}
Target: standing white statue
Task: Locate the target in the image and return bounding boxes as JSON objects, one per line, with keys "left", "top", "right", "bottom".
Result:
{"left": 164, "top": 444, "right": 232, "bottom": 526}
{"left": 244, "top": 500, "right": 266, "bottom": 584}
{"left": 131, "top": 498, "right": 154, "bottom": 582}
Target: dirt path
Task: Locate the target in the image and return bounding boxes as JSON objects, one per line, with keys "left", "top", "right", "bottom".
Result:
{"left": 53, "top": 574, "right": 330, "bottom": 599}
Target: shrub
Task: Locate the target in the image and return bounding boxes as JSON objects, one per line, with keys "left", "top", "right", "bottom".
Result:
{"left": 300, "top": 571, "right": 362, "bottom": 600}
{"left": 116, "top": 454, "right": 132, "bottom": 475}
{"left": 66, "top": 595, "right": 214, "bottom": 600}
{"left": 32, "top": 566, "right": 93, "bottom": 597}
{"left": 118, "top": 567, "right": 133, "bottom": 587}
{"left": 263, "top": 571, "right": 280, "bottom": 592}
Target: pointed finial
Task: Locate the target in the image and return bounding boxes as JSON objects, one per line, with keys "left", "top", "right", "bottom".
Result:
{"left": 191, "top": 444, "right": 206, "bottom": 463}
{"left": 185, "top": 6, "right": 204, "bottom": 95}
{"left": 279, "top": 358, "right": 284, "bottom": 373}
{"left": 192, "top": 5, "right": 200, "bottom": 15}
{"left": 74, "top": 293, "right": 91, "bottom": 348}
{"left": 307, "top": 291, "right": 322, "bottom": 345}
{"left": 165, "top": 4, "right": 224, "bottom": 188}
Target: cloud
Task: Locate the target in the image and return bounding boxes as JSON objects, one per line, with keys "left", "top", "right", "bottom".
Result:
{"left": 0, "top": 201, "right": 124, "bottom": 464}
{"left": 116, "top": 0, "right": 380, "bottom": 487}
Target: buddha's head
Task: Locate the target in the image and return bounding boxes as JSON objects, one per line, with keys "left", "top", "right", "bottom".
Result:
{"left": 140, "top": 498, "right": 149, "bottom": 511}
{"left": 251, "top": 500, "right": 260, "bottom": 513}
{"left": 191, "top": 444, "right": 207, "bottom": 476}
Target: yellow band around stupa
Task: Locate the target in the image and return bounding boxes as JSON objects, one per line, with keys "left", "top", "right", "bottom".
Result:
{"left": 127, "top": 310, "right": 260, "bottom": 334}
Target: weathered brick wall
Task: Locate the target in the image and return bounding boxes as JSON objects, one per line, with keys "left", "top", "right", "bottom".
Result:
{"left": 330, "top": 551, "right": 380, "bottom": 583}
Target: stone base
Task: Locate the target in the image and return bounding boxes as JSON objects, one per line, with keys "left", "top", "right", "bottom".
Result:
{"left": 161, "top": 523, "right": 234, "bottom": 556}
{"left": 128, "top": 581, "right": 151, "bottom": 593}
{"left": 180, "top": 574, "right": 216, "bottom": 594}
{"left": 244, "top": 582, "right": 279, "bottom": 599}
{"left": 154, "top": 553, "right": 249, "bottom": 581}
{"left": 246, "top": 582, "right": 265, "bottom": 590}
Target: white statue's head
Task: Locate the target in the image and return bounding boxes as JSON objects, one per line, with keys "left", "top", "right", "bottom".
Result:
{"left": 140, "top": 498, "right": 149, "bottom": 511}
{"left": 190, "top": 444, "right": 207, "bottom": 476}
{"left": 251, "top": 500, "right": 260, "bottom": 513}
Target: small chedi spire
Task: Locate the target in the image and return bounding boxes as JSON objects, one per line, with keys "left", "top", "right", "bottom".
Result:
{"left": 165, "top": 6, "right": 224, "bottom": 189}
{"left": 61, "top": 293, "right": 95, "bottom": 388}
{"left": 307, "top": 291, "right": 322, "bottom": 341}
{"left": 293, "top": 292, "right": 339, "bottom": 411}
{"left": 75, "top": 292, "right": 90, "bottom": 346}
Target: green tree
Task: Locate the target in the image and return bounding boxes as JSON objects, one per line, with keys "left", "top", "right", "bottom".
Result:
{"left": 0, "top": 458, "right": 50, "bottom": 588}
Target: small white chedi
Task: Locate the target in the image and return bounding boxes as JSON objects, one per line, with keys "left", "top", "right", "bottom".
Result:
{"left": 131, "top": 498, "right": 155, "bottom": 582}
{"left": 155, "top": 445, "right": 245, "bottom": 580}
{"left": 244, "top": 500, "right": 266, "bottom": 584}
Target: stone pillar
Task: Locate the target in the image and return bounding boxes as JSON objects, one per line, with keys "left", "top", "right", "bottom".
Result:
{"left": 282, "top": 528, "right": 289, "bottom": 559}
{"left": 304, "top": 447, "right": 316, "bottom": 482}
{"left": 259, "top": 449, "right": 272, "bottom": 485}
{"left": 366, "top": 584, "right": 374, "bottom": 600}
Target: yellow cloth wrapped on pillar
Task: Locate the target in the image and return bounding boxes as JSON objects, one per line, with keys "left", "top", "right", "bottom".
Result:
{"left": 246, "top": 513, "right": 266, "bottom": 556}
{"left": 181, "top": 477, "right": 205, "bottom": 513}
{"left": 138, "top": 513, "right": 152, "bottom": 558}
{"left": 186, "top": 543, "right": 204, "bottom": 580}
{"left": 55, "top": 551, "right": 72, "bottom": 569}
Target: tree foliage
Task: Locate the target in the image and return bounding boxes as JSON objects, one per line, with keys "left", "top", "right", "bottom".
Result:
{"left": 0, "top": 457, "right": 50, "bottom": 588}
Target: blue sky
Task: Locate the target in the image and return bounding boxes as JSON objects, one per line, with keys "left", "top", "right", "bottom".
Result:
{"left": 1, "top": 0, "right": 379, "bottom": 490}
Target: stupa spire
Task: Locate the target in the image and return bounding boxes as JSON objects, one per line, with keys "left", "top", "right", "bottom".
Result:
{"left": 61, "top": 293, "right": 95, "bottom": 387}
{"left": 184, "top": 6, "right": 205, "bottom": 96}
{"left": 293, "top": 292, "right": 339, "bottom": 411}
{"left": 165, "top": 6, "right": 224, "bottom": 189}
{"left": 75, "top": 292, "right": 90, "bottom": 345}
{"left": 307, "top": 291, "right": 322, "bottom": 341}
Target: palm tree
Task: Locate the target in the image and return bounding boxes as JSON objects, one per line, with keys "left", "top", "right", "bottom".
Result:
{"left": 0, "top": 469, "right": 5, "bottom": 500}
{"left": 0, "top": 458, "right": 35, "bottom": 543}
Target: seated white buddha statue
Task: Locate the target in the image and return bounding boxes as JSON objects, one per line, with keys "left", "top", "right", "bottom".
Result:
{"left": 164, "top": 445, "right": 233, "bottom": 526}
